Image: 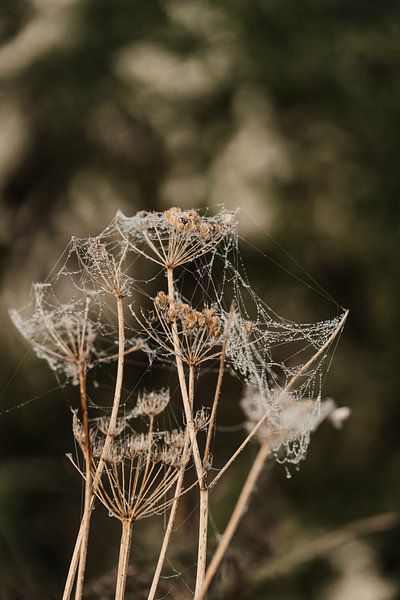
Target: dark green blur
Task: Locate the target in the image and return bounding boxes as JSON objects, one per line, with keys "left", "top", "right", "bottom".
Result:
{"left": 0, "top": 1, "right": 399, "bottom": 598}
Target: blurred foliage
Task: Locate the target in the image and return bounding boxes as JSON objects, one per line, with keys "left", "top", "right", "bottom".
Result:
{"left": 0, "top": 0, "right": 399, "bottom": 598}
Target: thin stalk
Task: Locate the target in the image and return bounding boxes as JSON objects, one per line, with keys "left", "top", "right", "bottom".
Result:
{"left": 166, "top": 267, "right": 203, "bottom": 480}
{"left": 203, "top": 304, "right": 233, "bottom": 469}
{"left": 147, "top": 464, "right": 186, "bottom": 600}
{"left": 195, "top": 488, "right": 208, "bottom": 599}
{"left": 192, "top": 363, "right": 208, "bottom": 600}
{"left": 147, "top": 429, "right": 192, "bottom": 600}
{"left": 115, "top": 520, "right": 133, "bottom": 600}
{"left": 199, "top": 441, "right": 270, "bottom": 598}
{"left": 166, "top": 267, "right": 208, "bottom": 596}
{"left": 63, "top": 297, "right": 126, "bottom": 600}
{"left": 74, "top": 367, "right": 92, "bottom": 600}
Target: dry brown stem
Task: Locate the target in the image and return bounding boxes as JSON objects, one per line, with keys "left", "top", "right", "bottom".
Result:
{"left": 63, "top": 296, "right": 126, "bottom": 600}
{"left": 74, "top": 368, "right": 92, "bottom": 600}
{"left": 115, "top": 520, "right": 133, "bottom": 600}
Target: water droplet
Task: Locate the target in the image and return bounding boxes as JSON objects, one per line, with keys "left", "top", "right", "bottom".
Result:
{"left": 285, "top": 467, "right": 292, "bottom": 479}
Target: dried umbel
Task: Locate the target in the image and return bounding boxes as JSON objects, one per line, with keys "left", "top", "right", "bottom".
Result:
{"left": 160, "top": 297, "right": 222, "bottom": 339}
{"left": 133, "top": 389, "right": 170, "bottom": 418}
{"left": 74, "top": 423, "right": 188, "bottom": 523}
{"left": 164, "top": 428, "right": 186, "bottom": 450}
{"left": 10, "top": 284, "right": 99, "bottom": 384}
{"left": 72, "top": 410, "right": 97, "bottom": 450}
{"left": 91, "top": 414, "right": 132, "bottom": 437}
{"left": 193, "top": 408, "right": 210, "bottom": 432}
{"left": 71, "top": 234, "right": 134, "bottom": 298}
{"left": 240, "top": 385, "right": 350, "bottom": 462}
{"left": 141, "top": 295, "right": 226, "bottom": 366}
{"left": 116, "top": 206, "right": 237, "bottom": 268}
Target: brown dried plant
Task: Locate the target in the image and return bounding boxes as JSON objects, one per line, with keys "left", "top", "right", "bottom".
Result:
{"left": 11, "top": 206, "right": 348, "bottom": 600}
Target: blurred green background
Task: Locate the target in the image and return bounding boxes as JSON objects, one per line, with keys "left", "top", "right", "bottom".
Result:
{"left": 0, "top": 1, "right": 399, "bottom": 598}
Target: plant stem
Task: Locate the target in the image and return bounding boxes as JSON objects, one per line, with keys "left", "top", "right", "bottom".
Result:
{"left": 203, "top": 304, "right": 233, "bottom": 469}
{"left": 147, "top": 460, "right": 185, "bottom": 600}
{"left": 115, "top": 520, "right": 133, "bottom": 600}
{"left": 195, "top": 487, "right": 209, "bottom": 599}
{"left": 74, "top": 367, "right": 92, "bottom": 600}
{"left": 63, "top": 296, "right": 126, "bottom": 600}
{"left": 199, "top": 441, "right": 270, "bottom": 598}
{"left": 190, "top": 363, "right": 208, "bottom": 600}
{"left": 166, "top": 268, "right": 204, "bottom": 478}
{"left": 147, "top": 416, "right": 192, "bottom": 600}
{"left": 166, "top": 268, "right": 209, "bottom": 596}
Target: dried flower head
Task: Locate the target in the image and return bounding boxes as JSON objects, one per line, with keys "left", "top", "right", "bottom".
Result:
{"left": 92, "top": 414, "right": 131, "bottom": 437}
{"left": 77, "top": 427, "right": 187, "bottom": 523}
{"left": 72, "top": 410, "right": 97, "bottom": 450}
{"left": 133, "top": 389, "right": 170, "bottom": 417}
{"left": 141, "top": 297, "right": 226, "bottom": 365}
{"left": 164, "top": 428, "right": 186, "bottom": 450}
{"left": 71, "top": 234, "right": 133, "bottom": 298}
{"left": 116, "top": 206, "right": 237, "bottom": 268}
{"left": 153, "top": 443, "right": 187, "bottom": 468}
{"left": 10, "top": 283, "right": 99, "bottom": 384}
{"left": 193, "top": 407, "right": 210, "bottom": 432}
{"left": 241, "top": 385, "right": 349, "bottom": 463}
{"left": 125, "top": 432, "right": 154, "bottom": 456}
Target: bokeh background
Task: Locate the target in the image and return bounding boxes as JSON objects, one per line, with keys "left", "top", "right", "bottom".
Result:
{"left": 0, "top": 1, "right": 399, "bottom": 599}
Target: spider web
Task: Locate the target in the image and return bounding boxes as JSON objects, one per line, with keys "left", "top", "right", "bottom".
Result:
{"left": 4, "top": 206, "right": 347, "bottom": 594}
{"left": 6, "top": 207, "right": 346, "bottom": 456}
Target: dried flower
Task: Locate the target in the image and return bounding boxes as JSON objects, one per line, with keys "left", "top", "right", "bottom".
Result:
{"left": 71, "top": 234, "right": 133, "bottom": 298}
{"left": 164, "top": 428, "right": 186, "bottom": 449}
{"left": 240, "top": 385, "right": 350, "bottom": 463}
{"left": 116, "top": 207, "right": 237, "bottom": 268}
{"left": 193, "top": 407, "right": 210, "bottom": 432}
{"left": 10, "top": 283, "right": 99, "bottom": 384}
{"left": 141, "top": 296, "right": 226, "bottom": 365}
{"left": 133, "top": 389, "right": 170, "bottom": 417}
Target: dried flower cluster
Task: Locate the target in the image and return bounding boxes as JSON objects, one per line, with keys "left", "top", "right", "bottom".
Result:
{"left": 10, "top": 284, "right": 99, "bottom": 385}
{"left": 241, "top": 387, "right": 350, "bottom": 462}
{"left": 72, "top": 404, "right": 188, "bottom": 523}
{"left": 133, "top": 389, "right": 170, "bottom": 417}
{"left": 155, "top": 291, "right": 222, "bottom": 336}
{"left": 11, "top": 206, "right": 348, "bottom": 600}
{"left": 116, "top": 206, "right": 237, "bottom": 268}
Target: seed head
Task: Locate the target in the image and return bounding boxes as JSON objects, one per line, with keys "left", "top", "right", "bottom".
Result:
{"left": 116, "top": 207, "right": 237, "bottom": 268}
{"left": 10, "top": 284, "right": 99, "bottom": 385}
{"left": 193, "top": 407, "right": 210, "bottom": 431}
{"left": 164, "top": 429, "right": 186, "bottom": 450}
{"left": 133, "top": 389, "right": 170, "bottom": 417}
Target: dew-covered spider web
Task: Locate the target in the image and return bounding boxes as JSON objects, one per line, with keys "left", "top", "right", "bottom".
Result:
{"left": 5, "top": 206, "right": 347, "bottom": 594}
{"left": 7, "top": 206, "right": 347, "bottom": 461}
